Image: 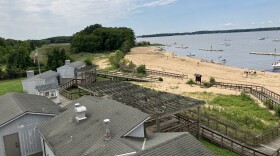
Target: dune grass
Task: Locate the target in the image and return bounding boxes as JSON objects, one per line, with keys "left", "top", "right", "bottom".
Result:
{"left": 0, "top": 78, "right": 24, "bottom": 95}
{"left": 183, "top": 92, "right": 279, "bottom": 135}
{"left": 201, "top": 140, "right": 238, "bottom": 156}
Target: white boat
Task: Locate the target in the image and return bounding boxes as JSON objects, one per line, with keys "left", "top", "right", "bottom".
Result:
{"left": 186, "top": 52, "right": 195, "bottom": 57}
{"left": 273, "top": 39, "right": 280, "bottom": 42}
{"left": 258, "top": 37, "right": 265, "bottom": 40}
{"left": 272, "top": 61, "right": 280, "bottom": 69}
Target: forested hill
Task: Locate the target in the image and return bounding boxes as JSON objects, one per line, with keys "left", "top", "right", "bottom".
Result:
{"left": 138, "top": 27, "right": 280, "bottom": 38}
{"left": 71, "top": 24, "right": 135, "bottom": 53}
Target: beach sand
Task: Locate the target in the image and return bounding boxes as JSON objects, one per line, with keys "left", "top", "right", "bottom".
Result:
{"left": 123, "top": 47, "right": 280, "bottom": 95}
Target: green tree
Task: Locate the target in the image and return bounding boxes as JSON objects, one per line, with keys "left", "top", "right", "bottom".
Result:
{"left": 47, "top": 48, "right": 71, "bottom": 70}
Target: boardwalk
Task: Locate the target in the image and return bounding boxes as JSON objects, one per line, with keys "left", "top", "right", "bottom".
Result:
{"left": 96, "top": 70, "right": 159, "bottom": 82}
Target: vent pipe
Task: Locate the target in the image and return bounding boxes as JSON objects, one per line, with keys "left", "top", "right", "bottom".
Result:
{"left": 26, "top": 70, "right": 34, "bottom": 78}
{"left": 65, "top": 60, "right": 70, "bottom": 65}
{"left": 74, "top": 104, "right": 87, "bottom": 123}
{"left": 104, "top": 119, "right": 111, "bottom": 141}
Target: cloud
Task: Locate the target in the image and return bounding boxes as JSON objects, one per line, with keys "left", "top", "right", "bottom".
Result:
{"left": 141, "top": 0, "right": 177, "bottom": 7}
{"left": 0, "top": 0, "right": 177, "bottom": 39}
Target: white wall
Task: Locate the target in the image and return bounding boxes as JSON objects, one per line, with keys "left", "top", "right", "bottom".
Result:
{"left": 41, "top": 137, "right": 55, "bottom": 156}
{"left": 125, "top": 124, "right": 145, "bottom": 138}
{"left": 0, "top": 114, "right": 54, "bottom": 156}
{"left": 22, "top": 79, "right": 44, "bottom": 94}
{"left": 57, "top": 66, "right": 75, "bottom": 79}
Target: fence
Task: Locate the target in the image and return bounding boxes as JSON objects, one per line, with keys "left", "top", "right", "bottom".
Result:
{"left": 146, "top": 69, "right": 188, "bottom": 79}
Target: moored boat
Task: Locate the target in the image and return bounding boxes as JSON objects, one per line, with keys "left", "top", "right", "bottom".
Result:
{"left": 272, "top": 61, "right": 280, "bottom": 69}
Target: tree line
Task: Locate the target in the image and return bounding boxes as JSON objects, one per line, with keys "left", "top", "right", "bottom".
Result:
{"left": 138, "top": 27, "right": 280, "bottom": 38}
{"left": 71, "top": 24, "right": 135, "bottom": 53}
{"left": 0, "top": 24, "right": 136, "bottom": 79}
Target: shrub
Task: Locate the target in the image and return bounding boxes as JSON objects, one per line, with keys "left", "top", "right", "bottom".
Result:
{"left": 277, "top": 108, "right": 280, "bottom": 117}
{"left": 203, "top": 81, "right": 211, "bottom": 88}
{"left": 158, "top": 77, "right": 163, "bottom": 81}
{"left": 84, "top": 57, "right": 92, "bottom": 66}
{"left": 109, "top": 50, "right": 124, "bottom": 68}
{"left": 264, "top": 99, "right": 274, "bottom": 110}
{"left": 209, "top": 77, "right": 216, "bottom": 86}
{"left": 186, "top": 79, "right": 196, "bottom": 85}
{"left": 137, "top": 65, "right": 146, "bottom": 75}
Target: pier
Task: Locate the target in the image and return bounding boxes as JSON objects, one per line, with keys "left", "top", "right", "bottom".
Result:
{"left": 199, "top": 48, "right": 223, "bottom": 52}
{"left": 249, "top": 52, "right": 280, "bottom": 56}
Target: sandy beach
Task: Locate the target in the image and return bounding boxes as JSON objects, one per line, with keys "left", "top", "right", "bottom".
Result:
{"left": 123, "top": 47, "right": 280, "bottom": 95}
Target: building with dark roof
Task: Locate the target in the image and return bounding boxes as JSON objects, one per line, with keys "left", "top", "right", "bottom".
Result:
{"left": 57, "top": 60, "right": 86, "bottom": 79}
{"left": 0, "top": 93, "right": 60, "bottom": 156}
{"left": 38, "top": 96, "right": 213, "bottom": 156}
{"left": 22, "top": 70, "right": 61, "bottom": 104}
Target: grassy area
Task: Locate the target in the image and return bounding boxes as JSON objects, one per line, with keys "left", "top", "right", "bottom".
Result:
{"left": 201, "top": 140, "right": 239, "bottom": 156}
{"left": 183, "top": 92, "right": 279, "bottom": 135}
{"left": 0, "top": 78, "right": 24, "bottom": 95}
{"left": 33, "top": 43, "right": 112, "bottom": 65}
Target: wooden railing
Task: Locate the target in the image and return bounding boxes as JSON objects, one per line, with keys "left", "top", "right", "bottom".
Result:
{"left": 214, "top": 82, "right": 280, "bottom": 110}
{"left": 146, "top": 69, "right": 188, "bottom": 79}
{"left": 59, "top": 79, "right": 85, "bottom": 100}
{"left": 176, "top": 114, "right": 274, "bottom": 156}
{"left": 96, "top": 70, "right": 159, "bottom": 82}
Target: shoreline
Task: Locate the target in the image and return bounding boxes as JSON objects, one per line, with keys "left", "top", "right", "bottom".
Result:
{"left": 125, "top": 47, "right": 280, "bottom": 94}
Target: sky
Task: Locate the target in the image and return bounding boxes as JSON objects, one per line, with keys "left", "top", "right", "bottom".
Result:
{"left": 1, "top": 0, "right": 280, "bottom": 40}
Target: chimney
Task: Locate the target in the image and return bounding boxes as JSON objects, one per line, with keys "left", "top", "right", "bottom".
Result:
{"left": 74, "top": 103, "right": 87, "bottom": 123}
{"left": 104, "top": 119, "right": 111, "bottom": 141}
{"left": 65, "top": 60, "right": 70, "bottom": 65}
{"left": 26, "top": 70, "right": 34, "bottom": 78}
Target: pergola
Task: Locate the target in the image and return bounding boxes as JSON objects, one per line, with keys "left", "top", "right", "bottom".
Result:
{"left": 76, "top": 65, "right": 98, "bottom": 84}
{"left": 78, "top": 80, "right": 205, "bottom": 132}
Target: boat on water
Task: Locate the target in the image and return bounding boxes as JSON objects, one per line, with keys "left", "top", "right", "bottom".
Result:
{"left": 258, "top": 37, "right": 265, "bottom": 40}
{"left": 186, "top": 52, "right": 195, "bottom": 57}
{"left": 273, "top": 39, "right": 280, "bottom": 42}
{"left": 272, "top": 61, "right": 280, "bottom": 69}
{"left": 220, "top": 43, "right": 231, "bottom": 46}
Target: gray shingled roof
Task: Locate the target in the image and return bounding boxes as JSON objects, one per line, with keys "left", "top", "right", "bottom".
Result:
{"left": 38, "top": 96, "right": 213, "bottom": 156}
{"left": 38, "top": 96, "right": 150, "bottom": 156}
{"left": 135, "top": 133, "right": 215, "bottom": 156}
{"left": 25, "top": 70, "right": 59, "bottom": 81}
{"left": 67, "top": 61, "right": 85, "bottom": 69}
{"left": 35, "top": 83, "right": 59, "bottom": 92}
{"left": 0, "top": 93, "right": 60, "bottom": 127}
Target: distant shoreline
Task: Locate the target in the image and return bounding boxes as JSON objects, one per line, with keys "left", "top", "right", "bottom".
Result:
{"left": 138, "top": 27, "right": 280, "bottom": 38}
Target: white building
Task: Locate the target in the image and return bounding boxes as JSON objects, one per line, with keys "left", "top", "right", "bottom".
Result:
{"left": 57, "top": 60, "right": 86, "bottom": 79}
{"left": 22, "top": 70, "right": 61, "bottom": 104}
{"left": 0, "top": 93, "right": 59, "bottom": 156}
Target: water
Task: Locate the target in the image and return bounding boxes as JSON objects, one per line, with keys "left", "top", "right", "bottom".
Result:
{"left": 137, "top": 31, "right": 280, "bottom": 71}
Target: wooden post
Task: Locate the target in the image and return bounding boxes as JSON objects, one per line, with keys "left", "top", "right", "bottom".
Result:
{"left": 156, "top": 116, "right": 160, "bottom": 132}
{"left": 197, "top": 106, "right": 201, "bottom": 140}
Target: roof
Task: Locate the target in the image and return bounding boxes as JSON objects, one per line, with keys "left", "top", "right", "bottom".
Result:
{"left": 24, "top": 70, "right": 59, "bottom": 81}
{"left": 67, "top": 61, "right": 85, "bottom": 69}
{"left": 0, "top": 93, "right": 60, "bottom": 127}
{"left": 38, "top": 96, "right": 150, "bottom": 156}
{"left": 78, "top": 81, "right": 205, "bottom": 118}
{"left": 35, "top": 83, "right": 59, "bottom": 92}
{"left": 38, "top": 96, "right": 212, "bottom": 156}
{"left": 135, "top": 133, "right": 214, "bottom": 156}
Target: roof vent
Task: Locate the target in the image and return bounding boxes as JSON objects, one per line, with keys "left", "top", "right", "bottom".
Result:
{"left": 65, "top": 60, "right": 70, "bottom": 65}
{"left": 74, "top": 104, "right": 87, "bottom": 123}
{"left": 26, "top": 70, "right": 34, "bottom": 78}
{"left": 104, "top": 119, "right": 111, "bottom": 141}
